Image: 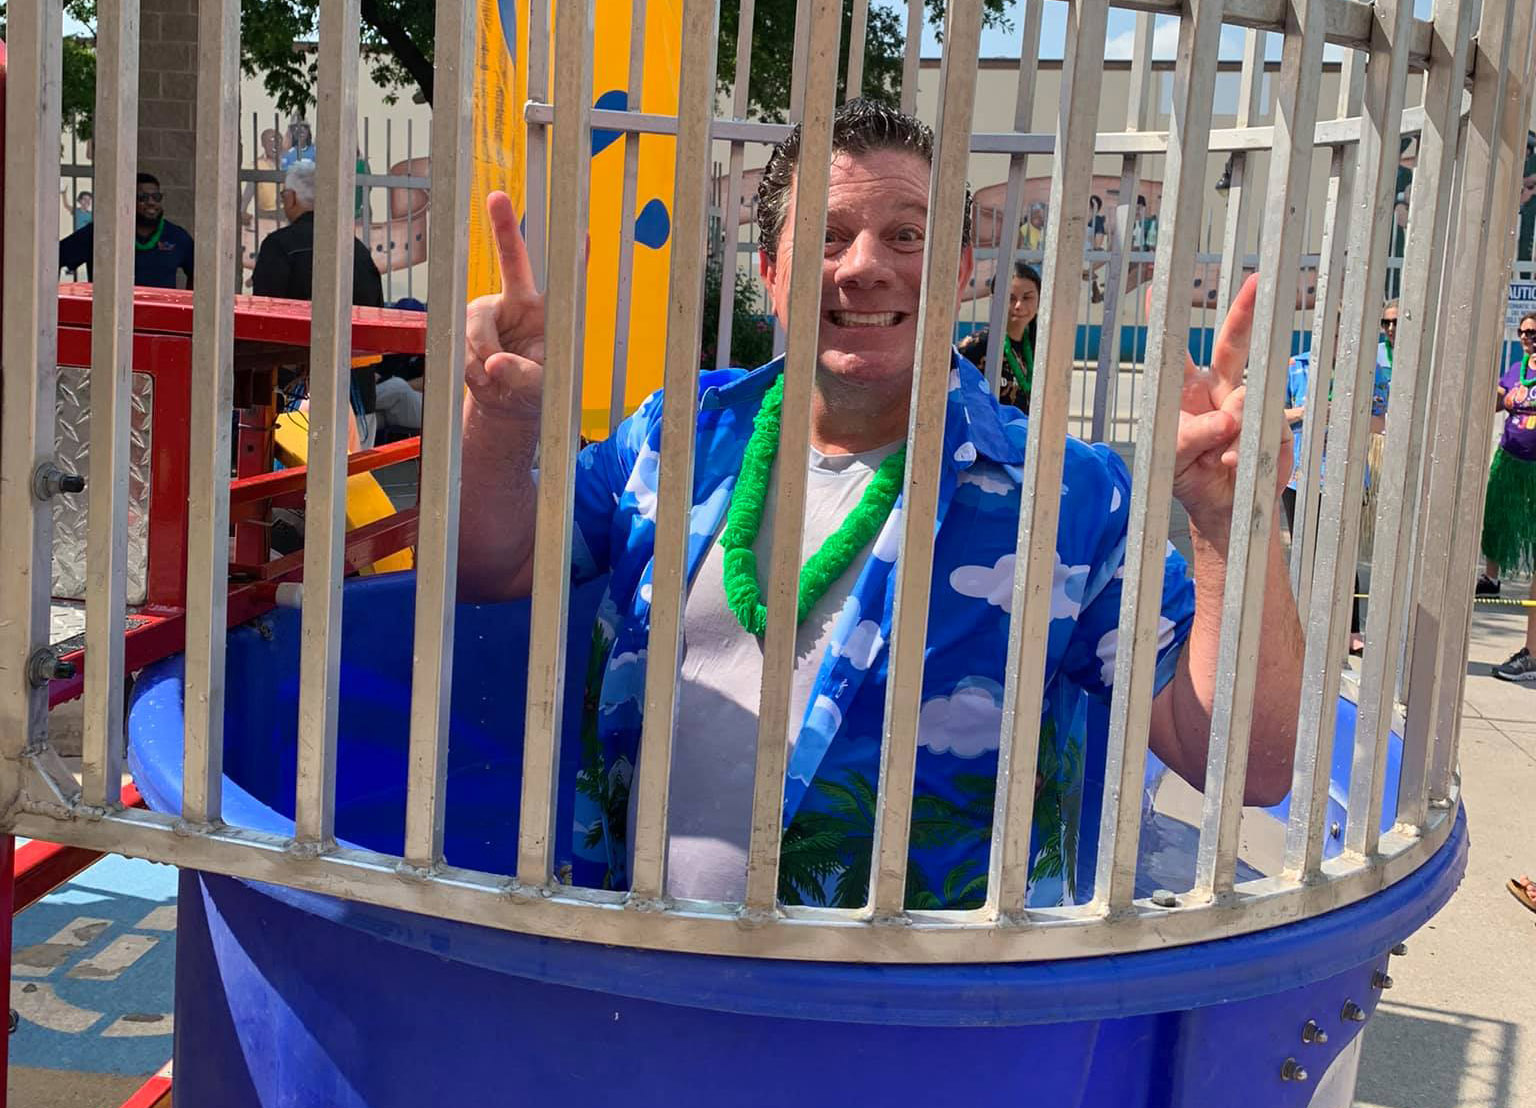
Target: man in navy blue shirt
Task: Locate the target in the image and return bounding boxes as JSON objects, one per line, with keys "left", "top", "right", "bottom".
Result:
{"left": 58, "top": 173, "right": 195, "bottom": 289}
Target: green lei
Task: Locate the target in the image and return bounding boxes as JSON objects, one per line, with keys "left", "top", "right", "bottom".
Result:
{"left": 135, "top": 217, "right": 166, "bottom": 252}
{"left": 1002, "top": 331, "right": 1034, "bottom": 403}
{"left": 719, "top": 376, "right": 907, "bottom": 636}
{"left": 1521, "top": 352, "right": 1536, "bottom": 388}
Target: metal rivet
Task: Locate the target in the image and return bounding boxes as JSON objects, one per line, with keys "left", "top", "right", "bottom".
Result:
{"left": 1342, "top": 1000, "right": 1367, "bottom": 1022}
{"left": 1429, "top": 796, "right": 1453, "bottom": 810}
{"left": 25, "top": 649, "right": 75, "bottom": 689}
{"left": 1390, "top": 942, "right": 1407, "bottom": 957}
{"left": 1372, "top": 971, "right": 1394, "bottom": 990}
{"left": 1281, "top": 1058, "right": 1309, "bottom": 1082}
{"left": 31, "top": 462, "right": 85, "bottom": 502}
{"left": 1302, "top": 1019, "right": 1328, "bottom": 1044}
{"left": 1150, "top": 889, "right": 1178, "bottom": 908}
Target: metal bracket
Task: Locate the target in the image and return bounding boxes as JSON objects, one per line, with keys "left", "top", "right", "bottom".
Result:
{"left": 31, "top": 462, "right": 85, "bottom": 502}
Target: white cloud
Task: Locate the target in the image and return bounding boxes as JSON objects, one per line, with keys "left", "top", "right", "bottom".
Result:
{"left": 1095, "top": 616, "right": 1177, "bottom": 687}
{"left": 836, "top": 619, "right": 884, "bottom": 671}
{"left": 624, "top": 444, "right": 661, "bottom": 521}
{"left": 954, "top": 442, "right": 978, "bottom": 465}
{"left": 871, "top": 507, "right": 904, "bottom": 562}
{"left": 807, "top": 694, "right": 843, "bottom": 736}
{"left": 1111, "top": 484, "right": 1123, "bottom": 513}
{"left": 689, "top": 486, "right": 730, "bottom": 536}
{"left": 1053, "top": 555, "right": 1091, "bottom": 620}
{"left": 950, "top": 553, "right": 1016, "bottom": 611}
{"left": 1105, "top": 16, "right": 1182, "bottom": 61}
{"left": 958, "top": 468, "right": 1012, "bottom": 496}
{"left": 918, "top": 685, "right": 1003, "bottom": 759}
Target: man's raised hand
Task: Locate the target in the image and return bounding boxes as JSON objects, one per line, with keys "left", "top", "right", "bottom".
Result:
{"left": 464, "top": 191, "right": 546, "bottom": 425}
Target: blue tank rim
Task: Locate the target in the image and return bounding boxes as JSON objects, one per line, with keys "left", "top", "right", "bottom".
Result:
{"left": 202, "top": 806, "right": 1463, "bottom": 1028}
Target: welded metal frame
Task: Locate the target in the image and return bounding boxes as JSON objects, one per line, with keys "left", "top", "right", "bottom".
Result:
{"left": 1, "top": 0, "right": 1528, "bottom": 964}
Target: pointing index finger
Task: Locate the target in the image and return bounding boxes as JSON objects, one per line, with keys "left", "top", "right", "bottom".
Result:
{"left": 487, "top": 190, "right": 535, "bottom": 298}
{"left": 1209, "top": 272, "right": 1259, "bottom": 393}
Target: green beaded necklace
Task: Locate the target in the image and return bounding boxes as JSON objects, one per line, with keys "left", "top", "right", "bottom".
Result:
{"left": 135, "top": 217, "right": 166, "bottom": 252}
{"left": 720, "top": 376, "right": 906, "bottom": 636}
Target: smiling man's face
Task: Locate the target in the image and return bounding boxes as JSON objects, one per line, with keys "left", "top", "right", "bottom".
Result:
{"left": 760, "top": 148, "right": 971, "bottom": 391}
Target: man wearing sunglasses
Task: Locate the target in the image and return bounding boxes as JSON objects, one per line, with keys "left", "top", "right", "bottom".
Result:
{"left": 58, "top": 172, "right": 196, "bottom": 290}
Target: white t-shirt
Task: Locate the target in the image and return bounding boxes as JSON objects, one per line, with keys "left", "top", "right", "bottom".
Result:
{"left": 626, "top": 440, "right": 901, "bottom": 902}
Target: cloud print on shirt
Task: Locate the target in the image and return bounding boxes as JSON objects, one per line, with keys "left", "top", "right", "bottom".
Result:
{"left": 917, "top": 680, "right": 1004, "bottom": 758}
{"left": 624, "top": 443, "right": 661, "bottom": 521}
{"left": 948, "top": 552, "right": 1090, "bottom": 618}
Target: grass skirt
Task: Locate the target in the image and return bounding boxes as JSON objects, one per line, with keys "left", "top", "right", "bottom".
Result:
{"left": 1360, "top": 432, "right": 1387, "bottom": 557}
{"left": 1482, "top": 446, "right": 1536, "bottom": 576}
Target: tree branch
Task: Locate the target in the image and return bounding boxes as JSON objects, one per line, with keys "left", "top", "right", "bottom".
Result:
{"left": 358, "top": 0, "right": 434, "bottom": 104}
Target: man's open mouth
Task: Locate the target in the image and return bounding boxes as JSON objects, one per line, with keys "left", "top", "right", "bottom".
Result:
{"left": 826, "top": 310, "right": 907, "bottom": 328}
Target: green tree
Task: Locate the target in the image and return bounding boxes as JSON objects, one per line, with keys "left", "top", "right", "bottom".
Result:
{"left": 0, "top": 0, "right": 98, "bottom": 137}
{"left": 23, "top": 0, "right": 1015, "bottom": 132}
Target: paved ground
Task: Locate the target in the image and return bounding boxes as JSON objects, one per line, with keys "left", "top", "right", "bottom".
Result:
{"left": 1354, "top": 596, "right": 1536, "bottom": 1108}
{"left": 13, "top": 578, "right": 1536, "bottom": 1105}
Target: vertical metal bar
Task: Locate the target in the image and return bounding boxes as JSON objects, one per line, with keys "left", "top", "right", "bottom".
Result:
{"left": 526, "top": 0, "right": 552, "bottom": 287}
{"left": 1281, "top": 0, "right": 1414, "bottom": 872}
{"left": 628, "top": 0, "right": 724, "bottom": 905}
{"left": 0, "top": 0, "right": 63, "bottom": 789}
{"left": 900, "top": 0, "right": 923, "bottom": 114}
{"left": 868, "top": 0, "right": 985, "bottom": 919}
{"left": 406, "top": 118, "right": 416, "bottom": 301}
{"left": 789, "top": 0, "right": 813, "bottom": 120}
{"left": 180, "top": 0, "right": 240, "bottom": 826}
{"left": 980, "top": 0, "right": 1045, "bottom": 397}
{"left": 1191, "top": 0, "right": 1324, "bottom": 901}
{"left": 1091, "top": 12, "right": 1155, "bottom": 444}
{"left": 989, "top": 0, "right": 1110, "bottom": 918}
{"left": 1363, "top": 0, "right": 1474, "bottom": 834}
{"left": 1426, "top": 0, "right": 1536, "bottom": 806}
{"left": 515, "top": 0, "right": 594, "bottom": 888}
{"left": 293, "top": 0, "right": 363, "bottom": 848}
{"left": 609, "top": 0, "right": 650, "bottom": 431}
{"left": 713, "top": 0, "right": 757, "bottom": 370}
{"left": 80, "top": 0, "right": 140, "bottom": 809}
{"left": 1213, "top": 29, "right": 1265, "bottom": 321}
{"left": 1290, "top": 52, "right": 1364, "bottom": 605}
{"left": 402, "top": 0, "right": 476, "bottom": 870}
{"left": 845, "top": 0, "right": 870, "bottom": 99}
{"left": 1094, "top": 0, "right": 1226, "bottom": 914}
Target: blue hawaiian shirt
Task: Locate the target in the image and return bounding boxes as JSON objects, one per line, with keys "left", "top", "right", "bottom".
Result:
{"left": 562, "top": 355, "right": 1195, "bottom": 909}
{"left": 1286, "top": 340, "right": 1392, "bottom": 491}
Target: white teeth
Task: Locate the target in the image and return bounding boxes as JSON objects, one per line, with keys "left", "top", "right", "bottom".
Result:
{"left": 830, "top": 311, "right": 901, "bottom": 327}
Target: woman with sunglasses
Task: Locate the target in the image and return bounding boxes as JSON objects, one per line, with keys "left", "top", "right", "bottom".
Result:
{"left": 1480, "top": 310, "right": 1536, "bottom": 681}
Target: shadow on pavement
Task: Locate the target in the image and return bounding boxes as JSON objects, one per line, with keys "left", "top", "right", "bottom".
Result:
{"left": 1355, "top": 1001, "right": 1520, "bottom": 1108}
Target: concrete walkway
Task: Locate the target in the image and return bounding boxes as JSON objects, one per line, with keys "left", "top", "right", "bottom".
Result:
{"left": 1355, "top": 596, "right": 1536, "bottom": 1108}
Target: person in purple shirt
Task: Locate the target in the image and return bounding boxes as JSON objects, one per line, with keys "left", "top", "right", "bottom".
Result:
{"left": 1481, "top": 310, "right": 1536, "bottom": 680}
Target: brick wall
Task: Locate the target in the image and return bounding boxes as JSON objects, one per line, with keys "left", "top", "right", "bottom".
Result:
{"left": 136, "top": 0, "right": 198, "bottom": 226}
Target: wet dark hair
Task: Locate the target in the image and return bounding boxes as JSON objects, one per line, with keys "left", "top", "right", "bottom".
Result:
{"left": 756, "top": 98, "right": 972, "bottom": 261}
{"left": 1089, "top": 195, "right": 1103, "bottom": 212}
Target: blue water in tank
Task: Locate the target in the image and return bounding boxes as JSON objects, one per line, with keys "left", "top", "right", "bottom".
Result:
{"left": 126, "top": 573, "right": 1465, "bottom": 1108}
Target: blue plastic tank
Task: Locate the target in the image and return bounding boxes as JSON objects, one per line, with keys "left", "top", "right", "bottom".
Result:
{"left": 126, "top": 574, "right": 1465, "bottom": 1108}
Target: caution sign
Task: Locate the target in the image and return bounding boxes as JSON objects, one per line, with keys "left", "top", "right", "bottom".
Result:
{"left": 1507, "top": 280, "right": 1536, "bottom": 331}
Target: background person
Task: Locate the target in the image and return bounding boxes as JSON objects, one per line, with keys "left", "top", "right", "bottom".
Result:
{"left": 58, "top": 173, "right": 194, "bottom": 289}
{"left": 1480, "top": 310, "right": 1536, "bottom": 681}
{"left": 955, "top": 261, "right": 1040, "bottom": 412}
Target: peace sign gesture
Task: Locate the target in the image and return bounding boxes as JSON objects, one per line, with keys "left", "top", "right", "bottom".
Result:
{"left": 464, "top": 191, "right": 546, "bottom": 425}
{"left": 1172, "top": 273, "right": 1294, "bottom": 528}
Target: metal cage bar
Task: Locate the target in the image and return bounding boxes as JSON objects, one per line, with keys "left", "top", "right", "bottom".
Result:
{"left": 628, "top": 0, "right": 724, "bottom": 905}
{"left": 81, "top": 0, "right": 141, "bottom": 810}
{"left": 402, "top": 0, "right": 476, "bottom": 870}
{"left": 900, "top": 0, "right": 923, "bottom": 114}
{"left": 868, "top": 0, "right": 985, "bottom": 919}
{"left": 1213, "top": 29, "right": 1266, "bottom": 322}
{"left": 846, "top": 0, "right": 870, "bottom": 99}
{"left": 1192, "top": 0, "right": 1325, "bottom": 902}
{"left": 1358, "top": 0, "right": 1475, "bottom": 838}
{"left": 293, "top": 0, "right": 364, "bottom": 849}
{"left": 516, "top": 0, "right": 594, "bottom": 889}
{"left": 1289, "top": 51, "right": 1364, "bottom": 608}
{"left": 1426, "top": 0, "right": 1536, "bottom": 806}
{"left": 980, "top": 0, "right": 1046, "bottom": 398}
{"left": 740, "top": 0, "right": 845, "bottom": 915}
{"left": 1090, "top": 12, "right": 1156, "bottom": 445}
{"left": 180, "top": 0, "right": 241, "bottom": 826}
{"left": 989, "top": 0, "right": 1110, "bottom": 919}
{"left": 525, "top": 0, "right": 552, "bottom": 286}
{"left": 0, "top": 0, "right": 63, "bottom": 787}
{"left": 713, "top": 0, "right": 757, "bottom": 370}
{"left": 1095, "top": 0, "right": 1226, "bottom": 914}
{"left": 608, "top": 0, "right": 650, "bottom": 431}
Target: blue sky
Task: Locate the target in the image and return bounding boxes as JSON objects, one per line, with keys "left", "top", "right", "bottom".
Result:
{"left": 909, "top": 0, "right": 1440, "bottom": 60}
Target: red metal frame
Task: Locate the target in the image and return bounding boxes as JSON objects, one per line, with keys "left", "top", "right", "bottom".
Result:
{"left": 115, "top": 1067, "right": 173, "bottom": 1108}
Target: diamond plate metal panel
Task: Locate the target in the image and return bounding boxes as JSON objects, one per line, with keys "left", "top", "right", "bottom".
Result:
{"left": 50, "top": 369, "right": 154, "bottom": 606}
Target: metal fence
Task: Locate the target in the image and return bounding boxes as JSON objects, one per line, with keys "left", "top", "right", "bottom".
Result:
{"left": 3, "top": 0, "right": 1532, "bottom": 964}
